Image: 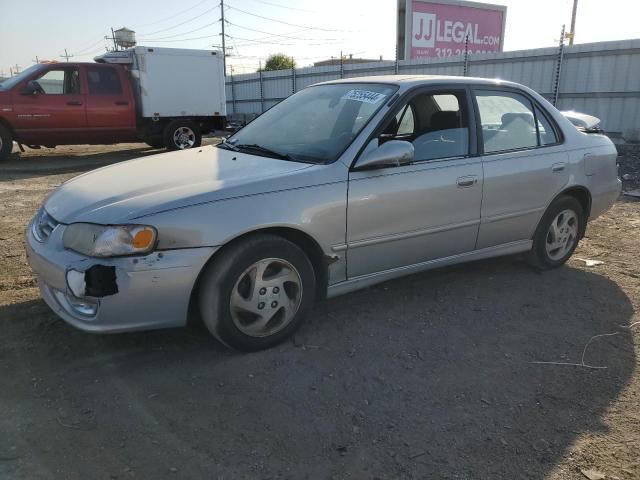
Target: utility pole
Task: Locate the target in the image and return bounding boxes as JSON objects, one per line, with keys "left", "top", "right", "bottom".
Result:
{"left": 220, "top": 0, "right": 227, "bottom": 76}
{"left": 111, "top": 27, "right": 118, "bottom": 51}
{"left": 32, "top": 56, "right": 39, "bottom": 64}
{"left": 61, "top": 49, "right": 74, "bottom": 62}
{"left": 569, "top": 0, "right": 578, "bottom": 45}
{"left": 12, "top": 64, "right": 21, "bottom": 75}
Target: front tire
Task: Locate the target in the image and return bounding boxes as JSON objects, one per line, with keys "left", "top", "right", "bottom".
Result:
{"left": 527, "top": 195, "right": 584, "bottom": 270}
{"left": 198, "top": 234, "right": 316, "bottom": 352}
{"left": 163, "top": 120, "right": 202, "bottom": 151}
{"left": 0, "top": 124, "right": 13, "bottom": 161}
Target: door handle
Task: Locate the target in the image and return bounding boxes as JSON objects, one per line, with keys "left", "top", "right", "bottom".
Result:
{"left": 552, "top": 162, "right": 566, "bottom": 172}
{"left": 114, "top": 100, "right": 129, "bottom": 106}
{"left": 456, "top": 175, "right": 478, "bottom": 188}
{"left": 66, "top": 101, "right": 83, "bottom": 106}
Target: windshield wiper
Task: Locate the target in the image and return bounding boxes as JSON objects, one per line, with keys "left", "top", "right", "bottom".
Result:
{"left": 217, "top": 141, "right": 239, "bottom": 151}
{"left": 234, "top": 144, "right": 296, "bottom": 161}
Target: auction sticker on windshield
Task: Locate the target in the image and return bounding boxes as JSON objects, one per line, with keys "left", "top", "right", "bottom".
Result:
{"left": 342, "top": 90, "right": 387, "bottom": 104}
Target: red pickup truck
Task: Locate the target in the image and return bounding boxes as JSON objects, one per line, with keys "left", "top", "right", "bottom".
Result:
{"left": 0, "top": 47, "right": 226, "bottom": 161}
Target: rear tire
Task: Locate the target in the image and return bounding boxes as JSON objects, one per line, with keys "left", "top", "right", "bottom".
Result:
{"left": 527, "top": 195, "right": 584, "bottom": 270}
{"left": 198, "top": 234, "right": 316, "bottom": 352}
{"left": 0, "top": 124, "right": 13, "bottom": 160}
{"left": 163, "top": 120, "right": 202, "bottom": 151}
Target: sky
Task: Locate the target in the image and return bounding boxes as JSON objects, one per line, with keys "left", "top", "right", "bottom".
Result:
{"left": 1, "top": 0, "right": 639, "bottom": 76}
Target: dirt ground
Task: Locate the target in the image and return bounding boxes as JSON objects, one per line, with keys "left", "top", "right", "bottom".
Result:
{"left": 1, "top": 143, "right": 639, "bottom": 480}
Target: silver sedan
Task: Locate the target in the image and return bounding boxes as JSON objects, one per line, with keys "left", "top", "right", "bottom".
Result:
{"left": 26, "top": 76, "right": 621, "bottom": 351}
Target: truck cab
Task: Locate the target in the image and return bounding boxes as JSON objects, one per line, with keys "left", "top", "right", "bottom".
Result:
{"left": 0, "top": 47, "right": 227, "bottom": 160}
{"left": 0, "top": 63, "right": 137, "bottom": 150}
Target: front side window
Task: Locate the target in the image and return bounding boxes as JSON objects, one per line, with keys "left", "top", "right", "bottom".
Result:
{"left": 87, "top": 67, "right": 122, "bottom": 94}
{"left": 475, "top": 90, "right": 538, "bottom": 153}
{"left": 381, "top": 90, "right": 470, "bottom": 162}
{"left": 36, "top": 68, "right": 80, "bottom": 95}
{"left": 224, "top": 83, "right": 397, "bottom": 163}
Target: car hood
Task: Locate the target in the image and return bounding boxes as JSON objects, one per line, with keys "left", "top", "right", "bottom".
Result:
{"left": 45, "top": 145, "right": 316, "bottom": 224}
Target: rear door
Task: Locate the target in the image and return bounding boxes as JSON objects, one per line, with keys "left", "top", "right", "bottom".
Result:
{"left": 83, "top": 65, "right": 136, "bottom": 141}
{"left": 11, "top": 66, "right": 86, "bottom": 144}
{"left": 474, "top": 88, "right": 569, "bottom": 249}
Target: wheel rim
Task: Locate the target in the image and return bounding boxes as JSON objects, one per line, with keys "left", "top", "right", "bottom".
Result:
{"left": 545, "top": 209, "right": 579, "bottom": 261}
{"left": 229, "top": 258, "right": 303, "bottom": 338}
{"left": 173, "top": 126, "right": 195, "bottom": 149}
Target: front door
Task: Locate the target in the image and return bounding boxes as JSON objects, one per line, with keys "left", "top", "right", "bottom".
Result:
{"left": 346, "top": 87, "right": 483, "bottom": 278}
{"left": 11, "top": 66, "right": 86, "bottom": 144}
{"left": 473, "top": 89, "right": 570, "bottom": 249}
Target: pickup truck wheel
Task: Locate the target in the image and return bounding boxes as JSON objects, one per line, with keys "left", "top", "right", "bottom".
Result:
{"left": 198, "top": 234, "right": 316, "bottom": 352}
{"left": 164, "top": 120, "right": 202, "bottom": 150}
{"left": 0, "top": 124, "right": 13, "bottom": 160}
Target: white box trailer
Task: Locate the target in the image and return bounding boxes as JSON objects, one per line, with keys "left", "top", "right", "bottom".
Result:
{"left": 133, "top": 46, "right": 225, "bottom": 118}
{"left": 95, "top": 46, "right": 226, "bottom": 148}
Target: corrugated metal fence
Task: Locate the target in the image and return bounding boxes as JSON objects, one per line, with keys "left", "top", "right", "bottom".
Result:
{"left": 225, "top": 39, "right": 640, "bottom": 138}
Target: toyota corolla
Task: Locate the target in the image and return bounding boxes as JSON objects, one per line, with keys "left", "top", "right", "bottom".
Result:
{"left": 26, "top": 76, "right": 621, "bottom": 351}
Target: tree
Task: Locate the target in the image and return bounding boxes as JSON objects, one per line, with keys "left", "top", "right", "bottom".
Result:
{"left": 261, "top": 53, "right": 296, "bottom": 72}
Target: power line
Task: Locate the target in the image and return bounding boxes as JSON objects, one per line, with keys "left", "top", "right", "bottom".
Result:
{"left": 74, "top": 37, "right": 106, "bottom": 55}
{"left": 76, "top": 45, "right": 110, "bottom": 57}
{"left": 226, "top": 33, "right": 342, "bottom": 48}
{"left": 137, "top": 34, "right": 221, "bottom": 43}
{"left": 225, "top": 4, "right": 348, "bottom": 32}
{"left": 138, "top": 5, "right": 218, "bottom": 36}
{"left": 134, "top": 0, "right": 210, "bottom": 28}
{"left": 139, "top": 21, "right": 219, "bottom": 41}
{"left": 225, "top": 20, "right": 339, "bottom": 41}
{"left": 74, "top": 38, "right": 106, "bottom": 55}
{"left": 243, "top": 0, "right": 317, "bottom": 13}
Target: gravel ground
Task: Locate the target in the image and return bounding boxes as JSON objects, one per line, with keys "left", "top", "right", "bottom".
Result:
{"left": 1, "top": 144, "right": 639, "bottom": 480}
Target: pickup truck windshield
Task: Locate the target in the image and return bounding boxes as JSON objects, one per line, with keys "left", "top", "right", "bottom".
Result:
{"left": 223, "top": 83, "right": 397, "bottom": 164}
{"left": 0, "top": 64, "right": 42, "bottom": 90}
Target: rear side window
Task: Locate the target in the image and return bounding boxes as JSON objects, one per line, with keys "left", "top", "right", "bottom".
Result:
{"left": 535, "top": 106, "right": 559, "bottom": 145}
{"left": 475, "top": 91, "right": 537, "bottom": 153}
{"left": 87, "top": 67, "right": 122, "bottom": 95}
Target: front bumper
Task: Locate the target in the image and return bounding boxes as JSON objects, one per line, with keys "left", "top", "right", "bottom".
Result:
{"left": 25, "top": 219, "right": 216, "bottom": 333}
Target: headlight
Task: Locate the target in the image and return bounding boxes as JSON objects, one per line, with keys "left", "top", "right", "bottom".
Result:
{"left": 63, "top": 223, "right": 157, "bottom": 257}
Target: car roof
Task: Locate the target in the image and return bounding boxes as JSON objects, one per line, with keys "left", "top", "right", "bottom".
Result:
{"left": 319, "top": 75, "right": 523, "bottom": 89}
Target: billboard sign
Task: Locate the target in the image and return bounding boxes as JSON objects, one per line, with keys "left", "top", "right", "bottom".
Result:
{"left": 401, "top": 0, "right": 507, "bottom": 60}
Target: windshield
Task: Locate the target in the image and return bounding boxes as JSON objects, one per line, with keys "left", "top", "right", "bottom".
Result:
{"left": 223, "top": 83, "right": 397, "bottom": 163}
{"left": 0, "top": 64, "right": 42, "bottom": 90}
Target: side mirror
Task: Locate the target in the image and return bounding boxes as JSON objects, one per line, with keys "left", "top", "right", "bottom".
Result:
{"left": 353, "top": 140, "right": 414, "bottom": 171}
{"left": 21, "top": 80, "right": 42, "bottom": 95}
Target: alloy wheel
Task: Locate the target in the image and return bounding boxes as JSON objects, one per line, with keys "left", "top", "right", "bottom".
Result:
{"left": 229, "top": 258, "right": 303, "bottom": 337}
{"left": 545, "top": 209, "right": 579, "bottom": 261}
{"left": 173, "top": 126, "right": 196, "bottom": 149}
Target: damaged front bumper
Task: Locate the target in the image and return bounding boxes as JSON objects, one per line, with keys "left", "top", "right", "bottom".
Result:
{"left": 25, "top": 219, "right": 216, "bottom": 333}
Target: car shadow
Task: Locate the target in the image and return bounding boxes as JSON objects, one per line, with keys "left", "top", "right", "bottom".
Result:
{"left": 0, "top": 257, "right": 635, "bottom": 479}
